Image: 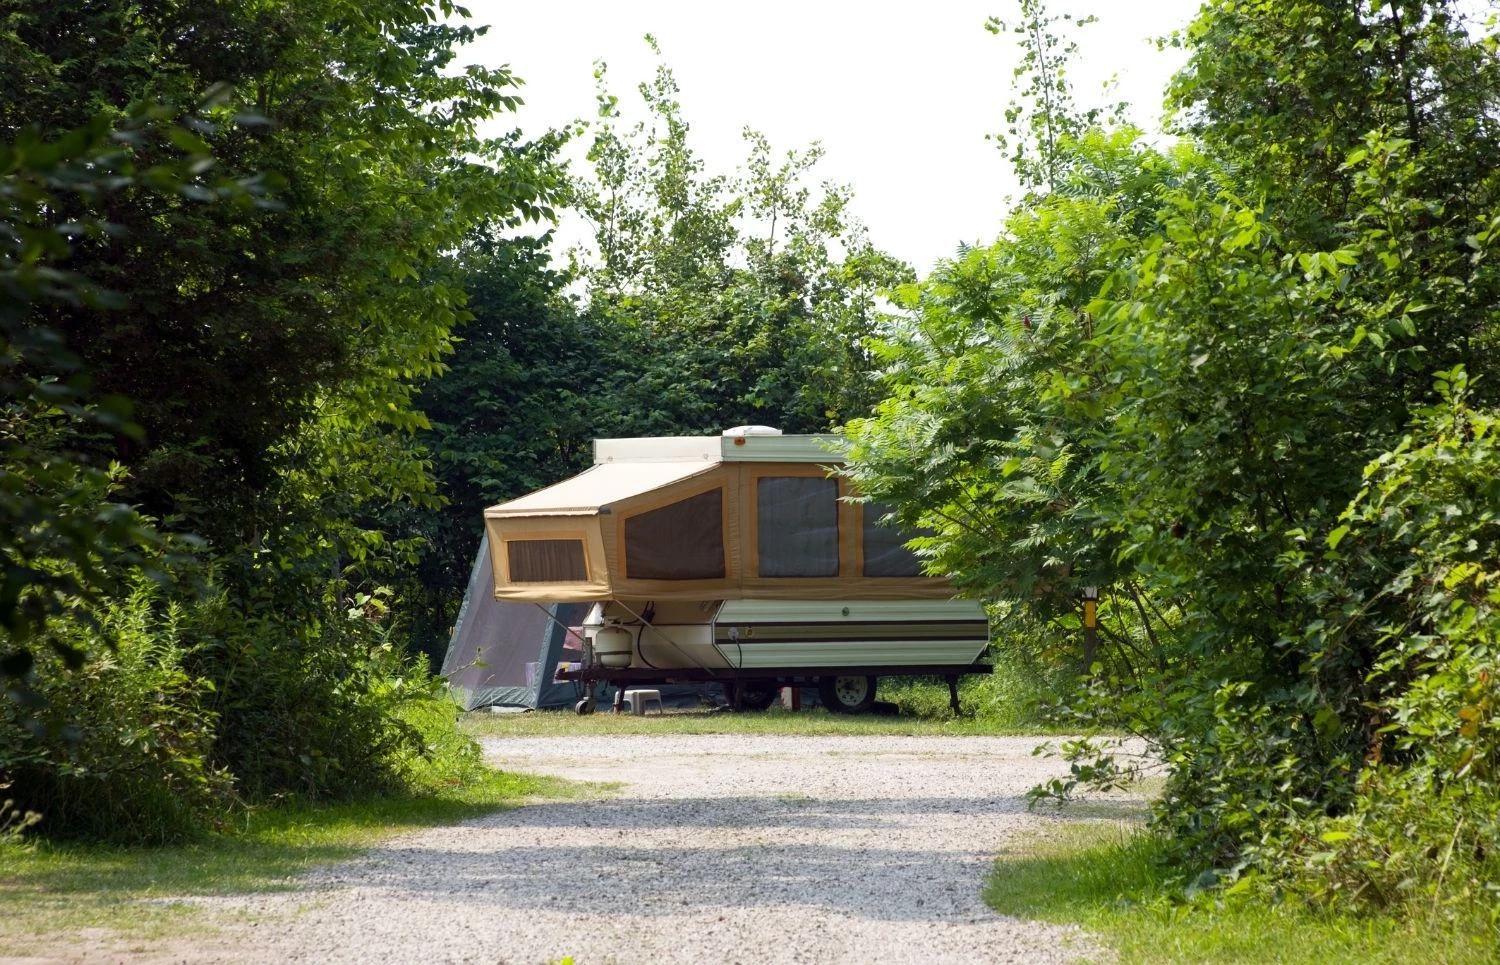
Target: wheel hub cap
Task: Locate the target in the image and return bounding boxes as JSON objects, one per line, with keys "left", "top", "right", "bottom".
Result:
{"left": 833, "top": 676, "right": 869, "bottom": 704}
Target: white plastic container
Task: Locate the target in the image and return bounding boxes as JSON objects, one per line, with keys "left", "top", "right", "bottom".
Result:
{"left": 593, "top": 626, "right": 634, "bottom": 669}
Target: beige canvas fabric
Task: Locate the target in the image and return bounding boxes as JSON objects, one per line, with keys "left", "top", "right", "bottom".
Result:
{"left": 484, "top": 450, "right": 953, "bottom": 603}
{"left": 486, "top": 460, "right": 718, "bottom": 517}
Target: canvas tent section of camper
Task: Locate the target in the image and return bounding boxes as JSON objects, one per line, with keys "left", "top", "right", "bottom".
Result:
{"left": 442, "top": 535, "right": 722, "bottom": 711}
{"left": 441, "top": 535, "right": 590, "bottom": 710}
{"left": 482, "top": 432, "right": 952, "bottom": 604}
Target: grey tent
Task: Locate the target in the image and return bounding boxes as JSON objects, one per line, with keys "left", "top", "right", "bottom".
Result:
{"left": 442, "top": 535, "right": 591, "bottom": 710}
{"left": 443, "top": 535, "right": 723, "bottom": 711}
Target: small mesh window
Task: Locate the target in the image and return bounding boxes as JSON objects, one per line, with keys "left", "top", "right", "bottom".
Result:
{"left": 862, "top": 502, "right": 926, "bottom": 577}
{"left": 758, "top": 476, "right": 839, "bottom": 577}
{"left": 507, "top": 539, "right": 588, "bottom": 583}
{"left": 624, "top": 489, "right": 726, "bottom": 580}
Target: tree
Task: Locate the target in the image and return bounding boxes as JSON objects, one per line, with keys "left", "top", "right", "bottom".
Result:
{"left": 1, "top": 0, "right": 564, "bottom": 803}
{"left": 2, "top": 0, "right": 556, "bottom": 550}
{"left": 843, "top": 128, "right": 1175, "bottom": 617}
{"left": 984, "top": 0, "right": 1123, "bottom": 194}
{"left": 396, "top": 235, "right": 608, "bottom": 664}
{"left": 1, "top": 96, "right": 252, "bottom": 691}
{"left": 573, "top": 43, "right": 912, "bottom": 435}
{"left": 843, "top": 0, "right": 1500, "bottom": 898}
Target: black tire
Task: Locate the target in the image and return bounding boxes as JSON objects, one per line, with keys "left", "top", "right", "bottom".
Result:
{"left": 732, "top": 680, "right": 779, "bottom": 711}
{"left": 818, "top": 675, "right": 878, "bottom": 714}
{"left": 574, "top": 698, "right": 595, "bottom": 715}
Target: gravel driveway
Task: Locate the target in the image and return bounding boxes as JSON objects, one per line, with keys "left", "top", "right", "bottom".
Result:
{"left": 193, "top": 732, "right": 1133, "bottom": 964}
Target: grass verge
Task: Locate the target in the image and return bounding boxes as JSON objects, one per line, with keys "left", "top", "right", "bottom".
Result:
{"left": 462, "top": 660, "right": 1071, "bottom": 739}
{"left": 985, "top": 821, "right": 1499, "bottom": 964}
{"left": 461, "top": 703, "right": 1068, "bottom": 738}
{"left": 0, "top": 768, "right": 584, "bottom": 949}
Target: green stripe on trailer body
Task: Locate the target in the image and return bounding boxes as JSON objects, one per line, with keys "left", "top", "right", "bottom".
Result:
{"left": 716, "top": 599, "right": 986, "bottom": 623}
{"left": 713, "top": 623, "right": 984, "bottom": 643}
{"left": 714, "top": 640, "right": 987, "bottom": 670}
{"left": 711, "top": 599, "right": 989, "bottom": 670}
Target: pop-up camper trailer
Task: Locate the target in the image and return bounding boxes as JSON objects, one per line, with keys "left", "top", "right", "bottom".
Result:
{"left": 480, "top": 427, "right": 990, "bottom": 713}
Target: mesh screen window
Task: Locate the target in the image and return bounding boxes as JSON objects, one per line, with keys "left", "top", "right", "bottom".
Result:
{"left": 757, "top": 476, "right": 839, "bottom": 577}
{"left": 506, "top": 539, "right": 588, "bottom": 583}
{"left": 861, "top": 502, "right": 926, "bottom": 577}
{"left": 623, "top": 489, "right": 726, "bottom": 580}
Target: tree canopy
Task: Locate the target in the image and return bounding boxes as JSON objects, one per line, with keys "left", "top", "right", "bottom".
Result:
{"left": 843, "top": 0, "right": 1500, "bottom": 910}
{"left": 2, "top": 0, "right": 562, "bottom": 817}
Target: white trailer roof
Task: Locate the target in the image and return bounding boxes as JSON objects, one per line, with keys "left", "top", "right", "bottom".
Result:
{"left": 591, "top": 433, "right": 844, "bottom": 466}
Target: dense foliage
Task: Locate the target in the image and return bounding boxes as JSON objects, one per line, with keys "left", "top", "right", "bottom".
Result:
{"left": 571, "top": 45, "right": 912, "bottom": 435}
{"left": 395, "top": 235, "right": 604, "bottom": 664}
{"left": 1, "top": 0, "right": 559, "bottom": 835}
{"left": 843, "top": 0, "right": 1500, "bottom": 920}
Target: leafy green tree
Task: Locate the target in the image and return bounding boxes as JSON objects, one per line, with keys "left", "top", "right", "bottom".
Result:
{"left": 2, "top": 0, "right": 555, "bottom": 550}
{"left": 845, "top": 0, "right": 1500, "bottom": 901}
{"left": 843, "top": 128, "right": 1174, "bottom": 618}
{"left": 395, "top": 236, "right": 609, "bottom": 664}
{"left": 1095, "top": 0, "right": 1500, "bottom": 869}
{"left": 574, "top": 43, "right": 912, "bottom": 435}
{"left": 0, "top": 97, "right": 254, "bottom": 692}
{"left": 2, "top": 0, "right": 563, "bottom": 805}
{"left": 985, "top": 0, "right": 1123, "bottom": 194}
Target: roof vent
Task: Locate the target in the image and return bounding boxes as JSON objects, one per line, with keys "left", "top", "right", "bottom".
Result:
{"left": 721, "top": 425, "right": 782, "bottom": 437}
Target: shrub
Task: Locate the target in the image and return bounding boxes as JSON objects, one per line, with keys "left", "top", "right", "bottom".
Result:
{"left": 195, "top": 588, "right": 404, "bottom": 802}
{"left": 191, "top": 580, "right": 484, "bottom": 805}
{"left": 0, "top": 580, "right": 235, "bottom": 843}
{"left": 1, "top": 573, "right": 494, "bottom": 843}
{"left": 1246, "top": 377, "right": 1500, "bottom": 917}
{"left": 389, "top": 688, "right": 488, "bottom": 793}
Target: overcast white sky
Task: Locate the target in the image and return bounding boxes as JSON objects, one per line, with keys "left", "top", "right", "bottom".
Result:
{"left": 458, "top": 0, "right": 1206, "bottom": 275}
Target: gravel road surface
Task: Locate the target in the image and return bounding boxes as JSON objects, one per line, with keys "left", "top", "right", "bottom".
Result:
{"left": 0, "top": 733, "right": 1143, "bottom": 964}
{"left": 173, "top": 732, "right": 1129, "bottom": 964}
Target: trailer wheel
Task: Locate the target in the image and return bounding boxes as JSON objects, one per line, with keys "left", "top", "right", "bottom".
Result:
{"left": 732, "top": 680, "right": 778, "bottom": 711}
{"left": 574, "top": 698, "right": 595, "bottom": 715}
{"left": 819, "top": 675, "right": 877, "bottom": 714}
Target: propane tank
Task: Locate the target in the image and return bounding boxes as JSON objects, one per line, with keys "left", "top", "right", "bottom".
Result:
{"left": 592, "top": 625, "right": 634, "bottom": 669}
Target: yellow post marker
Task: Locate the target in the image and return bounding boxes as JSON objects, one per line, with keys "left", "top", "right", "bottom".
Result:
{"left": 1082, "top": 586, "right": 1099, "bottom": 671}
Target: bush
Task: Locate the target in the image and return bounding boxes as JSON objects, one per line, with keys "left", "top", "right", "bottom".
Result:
{"left": 0, "top": 581, "right": 235, "bottom": 843}
{"left": 1245, "top": 379, "right": 1500, "bottom": 917}
{"left": 1, "top": 572, "right": 493, "bottom": 843}
{"left": 187, "top": 577, "right": 488, "bottom": 806}
{"left": 190, "top": 583, "right": 423, "bottom": 803}
{"left": 389, "top": 689, "right": 488, "bottom": 793}
{"left": 882, "top": 655, "right": 1066, "bottom": 730}
{"left": 1036, "top": 379, "right": 1500, "bottom": 920}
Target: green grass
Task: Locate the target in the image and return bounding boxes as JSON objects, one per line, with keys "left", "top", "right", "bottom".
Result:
{"left": 461, "top": 703, "right": 1068, "bottom": 738}
{"left": 883, "top": 665, "right": 1065, "bottom": 730}
{"left": 0, "top": 768, "right": 586, "bottom": 948}
{"left": 985, "top": 821, "right": 1500, "bottom": 964}
{"left": 463, "top": 668, "right": 1071, "bottom": 739}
